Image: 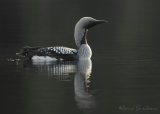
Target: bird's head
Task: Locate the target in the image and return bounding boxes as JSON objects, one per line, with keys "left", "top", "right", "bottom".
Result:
{"left": 74, "top": 17, "right": 107, "bottom": 48}
{"left": 77, "top": 17, "right": 107, "bottom": 29}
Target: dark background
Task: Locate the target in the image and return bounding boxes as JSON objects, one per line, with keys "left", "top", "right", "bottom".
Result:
{"left": 0, "top": 0, "right": 160, "bottom": 114}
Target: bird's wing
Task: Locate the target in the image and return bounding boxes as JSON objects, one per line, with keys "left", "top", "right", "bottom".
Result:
{"left": 37, "top": 46, "right": 77, "bottom": 55}
{"left": 37, "top": 46, "right": 78, "bottom": 60}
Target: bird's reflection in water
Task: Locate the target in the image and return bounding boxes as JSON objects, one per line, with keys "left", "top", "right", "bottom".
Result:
{"left": 74, "top": 59, "right": 96, "bottom": 113}
{"left": 21, "top": 59, "right": 96, "bottom": 112}
{"left": 31, "top": 60, "right": 77, "bottom": 81}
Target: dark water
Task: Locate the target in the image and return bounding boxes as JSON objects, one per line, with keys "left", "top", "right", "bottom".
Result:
{"left": 0, "top": 0, "right": 160, "bottom": 114}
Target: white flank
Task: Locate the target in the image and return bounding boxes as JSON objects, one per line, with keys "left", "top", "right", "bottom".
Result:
{"left": 32, "top": 56, "right": 58, "bottom": 62}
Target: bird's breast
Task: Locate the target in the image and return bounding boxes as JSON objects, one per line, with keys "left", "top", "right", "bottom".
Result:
{"left": 78, "top": 44, "right": 92, "bottom": 59}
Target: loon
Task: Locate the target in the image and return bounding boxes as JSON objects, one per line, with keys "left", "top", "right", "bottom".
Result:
{"left": 16, "top": 17, "right": 107, "bottom": 61}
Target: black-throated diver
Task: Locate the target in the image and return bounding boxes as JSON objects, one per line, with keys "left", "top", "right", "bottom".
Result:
{"left": 16, "top": 17, "right": 107, "bottom": 61}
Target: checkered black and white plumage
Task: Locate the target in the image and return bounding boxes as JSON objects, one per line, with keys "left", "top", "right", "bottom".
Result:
{"left": 16, "top": 46, "right": 78, "bottom": 61}
{"left": 38, "top": 47, "right": 77, "bottom": 55}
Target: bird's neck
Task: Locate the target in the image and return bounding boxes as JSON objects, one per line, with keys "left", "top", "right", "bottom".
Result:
{"left": 74, "top": 25, "right": 89, "bottom": 48}
{"left": 74, "top": 27, "right": 92, "bottom": 59}
{"left": 80, "top": 29, "right": 88, "bottom": 45}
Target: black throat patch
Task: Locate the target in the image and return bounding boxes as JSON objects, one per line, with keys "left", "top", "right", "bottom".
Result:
{"left": 81, "top": 29, "right": 88, "bottom": 45}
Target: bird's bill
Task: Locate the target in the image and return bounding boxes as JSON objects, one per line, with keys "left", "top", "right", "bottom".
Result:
{"left": 95, "top": 20, "right": 108, "bottom": 24}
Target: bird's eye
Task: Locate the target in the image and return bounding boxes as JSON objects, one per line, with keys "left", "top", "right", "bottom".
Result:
{"left": 89, "top": 20, "right": 92, "bottom": 23}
